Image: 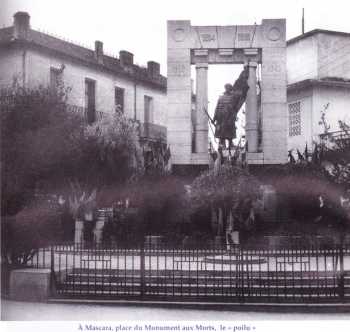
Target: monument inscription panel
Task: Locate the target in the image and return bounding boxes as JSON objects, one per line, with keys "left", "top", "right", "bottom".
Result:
{"left": 168, "top": 62, "right": 188, "bottom": 76}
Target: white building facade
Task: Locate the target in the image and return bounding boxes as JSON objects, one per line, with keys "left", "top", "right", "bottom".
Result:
{"left": 286, "top": 29, "right": 350, "bottom": 155}
{"left": 0, "top": 12, "right": 167, "bottom": 144}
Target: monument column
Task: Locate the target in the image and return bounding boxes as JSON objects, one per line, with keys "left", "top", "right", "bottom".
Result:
{"left": 195, "top": 63, "right": 209, "bottom": 154}
{"left": 167, "top": 20, "right": 193, "bottom": 164}
{"left": 245, "top": 61, "right": 259, "bottom": 153}
{"left": 260, "top": 19, "right": 288, "bottom": 164}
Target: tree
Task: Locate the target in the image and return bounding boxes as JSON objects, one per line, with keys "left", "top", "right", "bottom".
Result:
{"left": 189, "top": 164, "right": 261, "bottom": 241}
{"left": 82, "top": 111, "right": 143, "bottom": 186}
{"left": 1, "top": 84, "right": 84, "bottom": 216}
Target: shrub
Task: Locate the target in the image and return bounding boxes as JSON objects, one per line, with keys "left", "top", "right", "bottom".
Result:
{"left": 96, "top": 175, "right": 189, "bottom": 243}
{"left": 2, "top": 201, "right": 62, "bottom": 266}
{"left": 260, "top": 162, "right": 347, "bottom": 229}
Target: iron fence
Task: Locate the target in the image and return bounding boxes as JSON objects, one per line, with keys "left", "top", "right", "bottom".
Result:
{"left": 23, "top": 242, "right": 350, "bottom": 303}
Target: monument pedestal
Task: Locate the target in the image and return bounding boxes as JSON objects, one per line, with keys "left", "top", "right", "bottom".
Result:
{"left": 145, "top": 235, "right": 163, "bottom": 249}
{"left": 10, "top": 269, "right": 53, "bottom": 302}
{"left": 93, "top": 221, "right": 104, "bottom": 244}
{"left": 247, "top": 152, "right": 264, "bottom": 164}
{"left": 74, "top": 219, "right": 84, "bottom": 245}
{"left": 214, "top": 235, "right": 225, "bottom": 248}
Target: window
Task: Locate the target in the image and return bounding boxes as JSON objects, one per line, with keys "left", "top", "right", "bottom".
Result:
{"left": 144, "top": 95, "right": 153, "bottom": 124}
{"left": 115, "top": 86, "right": 125, "bottom": 113}
{"left": 289, "top": 101, "right": 301, "bottom": 136}
{"left": 50, "top": 67, "right": 61, "bottom": 91}
{"left": 85, "top": 79, "right": 96, "bottom": 124}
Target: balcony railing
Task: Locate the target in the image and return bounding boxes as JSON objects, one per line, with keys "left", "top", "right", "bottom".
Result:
{"left": 319, "top": 130, "right": 350, "bottom": 149}
{"left": 68, "top": 105, "right": 167, "bottom": 143}
{"left": 67, "top": 104, "right": 106, "bottom": 123}
{"left": 1, "top": 96, "right": 167, "bottom": 143}
{"left": 139, "top": 122, "right": 167, "bottom": 143}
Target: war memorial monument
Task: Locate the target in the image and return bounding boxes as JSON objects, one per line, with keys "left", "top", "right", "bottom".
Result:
{"left": 167, "top": 19, "right": 288, "bottom": 168}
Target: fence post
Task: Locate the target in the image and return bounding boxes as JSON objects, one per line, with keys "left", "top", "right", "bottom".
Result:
{"left": 339, "top": 242, "right": 345, "bottom": 301}
{"left": 50, "top": 245, "right": 56, "bottom": 296}
{"left": 239, "top": 245, "right": 245, "bottom": 302}
{"left": 140, "top": 241, "right": 145, "bottom": 298}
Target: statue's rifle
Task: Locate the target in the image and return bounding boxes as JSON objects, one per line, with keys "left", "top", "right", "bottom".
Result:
{"left": 203, "top": 107, "right": 217, "bottom": 139}
{"left": 203, "top": 107, "right": 215, "bottom": 125}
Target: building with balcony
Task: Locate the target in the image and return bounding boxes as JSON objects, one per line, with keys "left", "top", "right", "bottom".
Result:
{"left": 0, "top": 12, "right": 167, "bottom": 153}
{"left": 286, "top": 29, "right": 350, "bottom": 155}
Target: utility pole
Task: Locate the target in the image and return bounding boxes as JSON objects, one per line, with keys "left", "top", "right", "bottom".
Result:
{"left": 302, "top": 8, "right": 305, "bottom": 34}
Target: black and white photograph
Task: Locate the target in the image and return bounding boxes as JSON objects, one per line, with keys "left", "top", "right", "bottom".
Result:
{"left": 1, "top": 0, "right": 350, "bottom": 328}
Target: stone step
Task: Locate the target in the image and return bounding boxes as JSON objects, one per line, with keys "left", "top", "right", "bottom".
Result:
{"left": 58, "top": 283, "right": 339, "bottom": 296}
{"left": 56, "top": 289, "right": 346, "bottom": 303}
{"left": 62, "top": 279, "right": 341, "bottom": 288}
{"left": 66, "top": 268, "right": 344, "bottom": 278}
{"left": 65, "top": 274, "right": 340, "bottom": 286}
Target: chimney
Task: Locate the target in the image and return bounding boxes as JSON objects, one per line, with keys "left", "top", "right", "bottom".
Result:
{"left": 13, "top": 11, "right": 30, "bottom": 40}
{"left": 94, "top": 40, "right": 104, "bottom": 64}
{"left": 147, "top": 61, "right": 160, "bottom": 78}
{"left": 119, "top": 50, "right": 134, "bottom": 66}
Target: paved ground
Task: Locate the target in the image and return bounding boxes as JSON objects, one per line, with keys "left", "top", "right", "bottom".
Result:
{"left": 1, "top": 300, "right": 350, "bottom": 321}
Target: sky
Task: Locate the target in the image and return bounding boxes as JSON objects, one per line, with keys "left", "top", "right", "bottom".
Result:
{"left": 1, "top": 0, "right": 350, "bottom": 70}
{"left": 1, "top": 0, "right": 350, "bottom": 141}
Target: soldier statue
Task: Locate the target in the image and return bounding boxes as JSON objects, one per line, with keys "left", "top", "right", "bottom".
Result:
{"left": 213, "top": 65, "right": 250, "bottom": 153}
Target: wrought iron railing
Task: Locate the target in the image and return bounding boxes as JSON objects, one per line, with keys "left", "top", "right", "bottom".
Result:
{"left": 0, "top": 98, "right": 106, "bottom": 124}
{"left": 23, "top": 241, "right": 350, "bottom": 303}
{"left": 1, "top": 95, "right": 167, "bottom": 144}
{"left": 139, "top": 122, "right": 167, "bottom": 143}
{"left": 66, "top": 104, "right": 106, "bottom": 123}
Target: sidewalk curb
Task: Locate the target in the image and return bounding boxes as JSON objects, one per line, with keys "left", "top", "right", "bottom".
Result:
{"left": 48, "top": 298, "right": 350, "bottom": 313}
